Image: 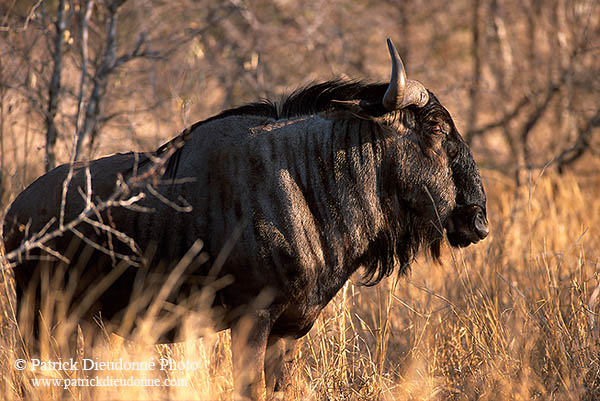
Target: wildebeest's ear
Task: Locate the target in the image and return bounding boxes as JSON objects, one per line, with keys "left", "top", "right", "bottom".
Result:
{"left": 330, "top": 99, "right": 386, "bottom": 118}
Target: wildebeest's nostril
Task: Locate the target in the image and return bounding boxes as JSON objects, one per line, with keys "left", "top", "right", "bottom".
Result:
{"left": 473, "top": 211, "right": 489, "bottom": 239}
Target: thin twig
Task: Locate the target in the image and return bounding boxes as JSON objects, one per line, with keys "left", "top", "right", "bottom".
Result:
{"left": 0, "top": 0, "right": 43, "bottom": 32}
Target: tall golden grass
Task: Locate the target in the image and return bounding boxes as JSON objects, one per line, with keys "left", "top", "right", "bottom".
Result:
{"left": 1, "top": 168, "right": 599, "bottom": 400}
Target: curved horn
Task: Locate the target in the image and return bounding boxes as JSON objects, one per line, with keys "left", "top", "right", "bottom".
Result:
{"left": 382, "top": 38, "right": 429, "bottom": 110}
{"left": 382, "top": 38, "right": 407, "bottom": 111}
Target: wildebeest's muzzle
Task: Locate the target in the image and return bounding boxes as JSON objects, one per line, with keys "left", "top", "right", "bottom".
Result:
{"left": 445, "top": 204, "right": 489, "bottom": 247}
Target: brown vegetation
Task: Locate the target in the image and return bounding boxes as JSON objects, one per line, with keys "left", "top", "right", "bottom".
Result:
{"left": 1, "top": 0, "right": 599, "bottom": 400}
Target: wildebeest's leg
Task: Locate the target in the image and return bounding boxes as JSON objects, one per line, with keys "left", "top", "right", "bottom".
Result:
{"left": 264, "top": 335, "right": 298, "bottom": 398}
{"left": 230, "top": 309, "right": 278, "bottom": 401}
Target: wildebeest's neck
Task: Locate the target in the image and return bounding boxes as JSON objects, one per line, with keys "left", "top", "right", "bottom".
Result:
{"left": 287, "top": 113, "right": 445, "bottom": 286}
{"left": 252, "top": 113, "right": 409, "bottom": 292}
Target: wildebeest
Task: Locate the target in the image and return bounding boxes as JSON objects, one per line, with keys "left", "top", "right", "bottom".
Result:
{"left": 2, "top": 39, "right": 488, "bottom": 400}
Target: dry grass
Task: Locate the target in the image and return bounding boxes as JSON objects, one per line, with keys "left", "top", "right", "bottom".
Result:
{"left": 1, "top": 168, "right": 599, "bottom": 400}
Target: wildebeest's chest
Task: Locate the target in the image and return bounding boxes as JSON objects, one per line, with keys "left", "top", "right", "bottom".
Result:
{"left": 271, "top": 302, "right": 326, "bottom": 338}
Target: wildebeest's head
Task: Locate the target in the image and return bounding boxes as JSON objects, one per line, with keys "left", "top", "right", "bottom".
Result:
{"left": 412, "top": 91, "right": 489, "bottom": 249}
{"left": 332, "top": 39, "right": 488, "bottom": 258}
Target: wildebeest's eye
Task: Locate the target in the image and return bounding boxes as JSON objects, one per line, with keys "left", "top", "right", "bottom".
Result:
{"left": 431, "top": 125, "right": 443, "bottom": 135}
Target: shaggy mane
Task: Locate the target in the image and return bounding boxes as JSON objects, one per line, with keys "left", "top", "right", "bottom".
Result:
{"left": 137, "top": 80, "right": 389, "bottom": 178}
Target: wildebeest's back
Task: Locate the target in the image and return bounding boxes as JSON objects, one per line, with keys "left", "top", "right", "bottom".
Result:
{"left": 3, "top": 153, "right": 137, "bottom": 253}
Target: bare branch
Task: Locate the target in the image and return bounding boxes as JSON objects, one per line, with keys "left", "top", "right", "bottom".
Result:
{"left": 465, "top": 91, "right": 533, "bottom": 142}
{"left": 519, "top": 85, "right": 561, "bottom": 165}
{"left": 467, "top": 0, "right": 482, "bottom": 134}
{"left": 74, "top": 0, "right": 95, "bottom": 150}
{"left": 4, "top": 190, "right": 145, "bottom": 267}
{"left": 70, "top": 226, "right": 142, "bottom": 267}
{"left": 110, "top": 33, "right": 165, "bottom": 70}
{"left": 44, "top": 0, "right": 67, "bottom": 172}
{"left": 61, "top": 0, "right": 95, "bottom": 229}
{"left": 555, "top": 107, "right": 600, "bottom": 172}
{"left": 75, "top": 0, "right": 120, "bottom": 160}
{"left": 2, "top": 120, "right": 182, "bottom": 267}
{"left": 145, "top": 184, "right": 193, "bottom": 213}
{"left": 0, "top": 0, "right": 43, "bottom": 33}
{"left": 37, "top": 243, "right": 70, "bottom": 264}
{"left": 74, "top": 0, "right": 161, "bottom": 160}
